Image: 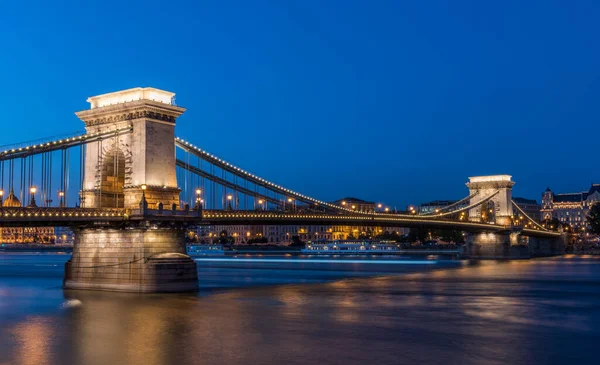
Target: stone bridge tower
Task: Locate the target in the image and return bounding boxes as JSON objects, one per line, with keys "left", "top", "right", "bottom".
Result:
{"left": 64, "top": 88, "right": 199, "bottom": 293}
{"left": 76, "top": 87, "right": 184, "bottom": 209}
{"left": 464, "top": 175, "right": 565, "bottom": 259}
{"left": 466, "top": 175, "right": 514, "bottom": 226}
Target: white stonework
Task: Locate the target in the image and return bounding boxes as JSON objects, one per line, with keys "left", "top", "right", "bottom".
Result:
{"left": 87, "top": 87, "right": 175, "bottom": 109}
{"left": 466, "top": 175, "right": 515, "bottom": 225}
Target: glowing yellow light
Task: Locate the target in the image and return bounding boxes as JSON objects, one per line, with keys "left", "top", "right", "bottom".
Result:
{"left": 141, "top": 184, "right": 147, "bottom": 190}
{"left": 227, "top": 194, "right": 233, "bottom": 200}
{"left": 30, "top": 187, "right": 37, "bottom": 194}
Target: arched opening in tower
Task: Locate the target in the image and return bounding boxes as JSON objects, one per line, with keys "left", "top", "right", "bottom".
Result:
{"left": 100, "top": 147, "right": 126, "bottom": 208}
{"left": 484, "top": 200, "right": 496, "bottom": 224}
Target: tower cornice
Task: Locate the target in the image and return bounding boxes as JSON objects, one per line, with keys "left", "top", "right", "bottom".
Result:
{"left": 75, "top": 100, "right": 186, "bottom": 127}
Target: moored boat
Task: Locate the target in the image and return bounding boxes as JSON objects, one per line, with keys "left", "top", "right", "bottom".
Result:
{"left": 301, "top": 240, "right": 401, "bottom": 254}
{"left": 187, "top": 244, "right": 225, "bottom": 256}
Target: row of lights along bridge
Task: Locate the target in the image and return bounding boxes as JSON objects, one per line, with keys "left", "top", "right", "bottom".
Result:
{"left": 192, "top": 187, "right": 399, "bottom": 214}
{"left": 0, "top": 184, "right": 403, "bottom": 213}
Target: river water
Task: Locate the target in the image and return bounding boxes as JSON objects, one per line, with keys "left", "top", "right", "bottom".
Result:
{"left": 1, "top": 253, "right": 599, "bottom": 365}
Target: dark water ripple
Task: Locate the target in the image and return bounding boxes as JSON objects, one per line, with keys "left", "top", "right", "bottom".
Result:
{"left": 1, "top": 253, "right": 600, "bottom": 365}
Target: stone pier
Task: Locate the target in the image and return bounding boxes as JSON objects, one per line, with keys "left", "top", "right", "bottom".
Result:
{"left": 464, "top": 231, "right": 527, "bottom": 259}
{"left": 464, "top": 231, "right": 566, "bottom": 259}
{"left": 64, "top": 224, "right": 199, "bottom": 293}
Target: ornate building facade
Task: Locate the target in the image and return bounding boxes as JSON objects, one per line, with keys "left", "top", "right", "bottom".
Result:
{"left": 203, "top": 224, "right": 408, "bottom": 244}
{"left": 331, "top": 197, "right": 377, "bottom": 213}
{"left": 541, "top": 184, "right": 600, "bottom": 229}
{"left": 0, "top": 190, "right": 56, "bottom": 244}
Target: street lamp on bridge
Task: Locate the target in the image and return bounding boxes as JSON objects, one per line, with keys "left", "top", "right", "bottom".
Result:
{"left": 195, "top": 189, "right": 202, "bottom": 209}
{"left": 28, "top": 187, "right": 37, "bottom": 208}
{"left": 58, "top": 190, "right": 65, "bottom": 208}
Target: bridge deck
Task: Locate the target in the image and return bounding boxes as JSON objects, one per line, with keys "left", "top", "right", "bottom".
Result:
{"left": 0, "top": 208, "right": 561, "bottom": 238}
{"left": 0, "top": 207, "right": 201, "bottom": 227}
{"left": 199, "top": 210, "right": 560, "bottom": 237}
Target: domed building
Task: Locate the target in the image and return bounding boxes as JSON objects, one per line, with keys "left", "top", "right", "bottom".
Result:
{"left": 0, "top": 189, "right": 56, "bottom": 244}
{"left": 3, "top": 189, "right": 22, "bottom": 207}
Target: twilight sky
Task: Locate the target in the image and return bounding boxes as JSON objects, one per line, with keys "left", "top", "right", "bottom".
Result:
{"left": 0, "top": 0, "right": 598, "bottom": 209}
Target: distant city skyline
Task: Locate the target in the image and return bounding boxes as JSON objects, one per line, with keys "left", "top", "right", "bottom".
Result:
{"left": 0, "top": 0, "right": 598, "bottom": 207}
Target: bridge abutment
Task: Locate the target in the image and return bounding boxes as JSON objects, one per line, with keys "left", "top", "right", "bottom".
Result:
{"left": 464, "top": 232, "right": 528, "bottom": 259}
{"left": 464, "top": 231, "right": 565, "bottom": 259}
{"left": 527, "top": 234, "right": 566, "bottom": 257}
{"left": 64, "top": 225, "right": 198, "bottom": 293}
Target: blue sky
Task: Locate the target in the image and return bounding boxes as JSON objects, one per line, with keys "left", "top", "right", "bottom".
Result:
{"left": 0, "top": 0, "right": 598, "bottom": 208}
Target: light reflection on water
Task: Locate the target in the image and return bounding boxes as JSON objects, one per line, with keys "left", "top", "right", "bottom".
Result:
{"left": 1, "top": 254, "right": 600, "bottom": 365}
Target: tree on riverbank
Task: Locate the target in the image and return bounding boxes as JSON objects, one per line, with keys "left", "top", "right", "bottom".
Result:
{"left": 247, "top": 237, "right": 268, "bottom": 244}
{"left": 374, "top": 231, "right": 403, "bottom": 242}
{"left": 289, "top": 235, "right": 304, "bottom": 247}
{"left": 215, "top": 230, "right": 234, "bottom": 245}
{"left": 542, "top": 218, "right": 562, "bottom": 231}
{"left": 587, "top": 203, "right": 600, "bottom": 234}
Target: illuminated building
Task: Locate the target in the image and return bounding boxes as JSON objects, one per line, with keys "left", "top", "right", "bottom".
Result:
{"left": 208, "top": 225, "right": 263, "bottom": 244}
{"left": 0, "top": 190, "right": 55, "bottom": 243}
{"left": 331, "top": 197, "right": 376, "bottom": 213}
{"left": 202, "top": 224, "right": 407, "bottom": 244}
{"left": 541, "top": 184, "right": 600, "bottom": 229}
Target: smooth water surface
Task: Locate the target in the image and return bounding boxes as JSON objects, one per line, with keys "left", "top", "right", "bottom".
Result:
{"left": 1, "top": 253, "right": 600, "bottom": 365}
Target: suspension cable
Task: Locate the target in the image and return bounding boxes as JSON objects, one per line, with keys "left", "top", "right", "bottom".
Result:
{"left": 512, "top": 200, "right": 548, "bottom": 231}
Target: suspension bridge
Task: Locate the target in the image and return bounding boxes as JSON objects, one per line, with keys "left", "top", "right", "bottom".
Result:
{"left": 0, "top": 87, "right": 562, "bottom": 293}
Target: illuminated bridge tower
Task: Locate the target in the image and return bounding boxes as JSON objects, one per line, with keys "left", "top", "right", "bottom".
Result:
{"left": 464, "top": 175, "right": 518, "bottom": 258}
{"left": 76, "top": 87, "right": 183, "bottom": 209}
{"left": 466, "top": 175, "right": 514, "bottom": 225}
{"left": 64, "top": 88, "right": 199, "bottom": 293}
